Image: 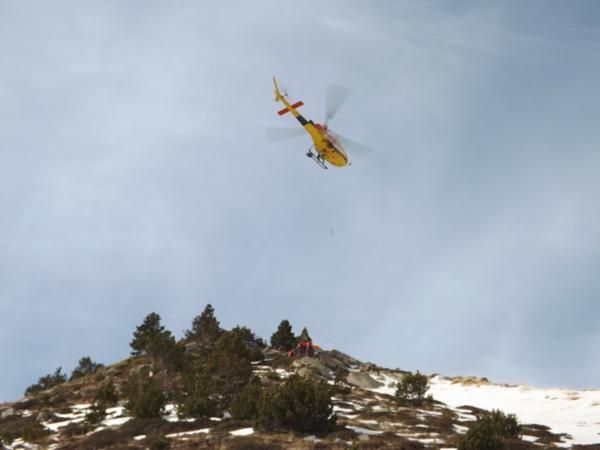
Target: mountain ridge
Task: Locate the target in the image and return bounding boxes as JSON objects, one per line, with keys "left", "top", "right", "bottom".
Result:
{"left": 1, "top": 310, "right": 599, "bottom": 450}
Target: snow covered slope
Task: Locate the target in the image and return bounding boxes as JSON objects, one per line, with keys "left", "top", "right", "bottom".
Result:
{"left": 369, "top": 371, "right": 600, "bottom": 446}
{"left": 427, "top": 376, "right": 600, "bottom": 446}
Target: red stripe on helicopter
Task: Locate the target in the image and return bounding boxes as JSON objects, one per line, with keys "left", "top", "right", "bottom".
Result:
{"left": 277, "top": 101, "right": 304, "bottom": 115}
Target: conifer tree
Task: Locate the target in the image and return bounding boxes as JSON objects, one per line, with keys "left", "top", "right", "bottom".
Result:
{"left": 209, "top": 331, "right": 253, "bottom": 407}
{"left": 395, "top": 370, "right": 430, "bottom": 406}
{"left": 129, "top": 312, "right": 183, "bottom": 374}
{"left": 231, "top": 325, "right": 265, "bottom": 361}
{"left": 270, "top": 320, "right": 296, "bottom": 351}
{"left": 231, "top": 325, "right": 265, "bottom": 347}
{"left": 185, "top": 304, "right": 222, "bottom": 346}
{"left": 130, "top": 312, "right": 167, "bottom": 356}
{"left": 297, "top": 327, "right": 312, "bottom": 343}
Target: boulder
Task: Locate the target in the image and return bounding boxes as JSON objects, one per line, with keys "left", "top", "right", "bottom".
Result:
{"left": 346, "top": 371, "right": 382, "bottom": 389}
{"left": 292, "top": 357, "right": 333, "bottom": 379}
{"left": 326, "top": 350, "right": 362, "bottom": 368}
{"left": 0, "top": 407, "right": 15, "bottom": 419}
{"left": 318, "top": 353, "right": 347, "bottom": 372}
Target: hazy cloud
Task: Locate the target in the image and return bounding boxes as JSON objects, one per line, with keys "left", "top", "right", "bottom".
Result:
{"left": 1, "top": 1, "right": 599, "bottom": 400}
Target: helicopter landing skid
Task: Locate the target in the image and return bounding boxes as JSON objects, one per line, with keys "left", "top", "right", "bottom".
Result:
{"left": 306, "top": 147, "right": 328, "bottom": 170}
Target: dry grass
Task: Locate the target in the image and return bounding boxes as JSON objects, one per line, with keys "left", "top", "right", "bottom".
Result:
{"left": 449, "top": 376, "right": 490, "bottom": 386}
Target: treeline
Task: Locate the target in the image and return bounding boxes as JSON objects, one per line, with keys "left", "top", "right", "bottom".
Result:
{"left": 21, "top": 304, "right": 525, "bottom": 448}
{"left": 23, "top": 304, "right": 335, "bottom": 434}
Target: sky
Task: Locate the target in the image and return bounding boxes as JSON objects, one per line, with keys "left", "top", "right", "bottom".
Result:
{"left": 1, "top": 1, "right": 599, "bottom": 402}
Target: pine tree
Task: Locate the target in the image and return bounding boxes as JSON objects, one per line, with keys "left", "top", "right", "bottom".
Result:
{"left": 130, "top": 312, "right": 167, "bottom": 356}
{"left": 231, "top": 325, "right": 265, "bottom": 362}
{"left": 231, "top": 325, "right": 265, "bottom": 347}
{"left": 297, "top": 327, "right": 312, "bottom": 343}
{"left": 270, "top": 320, "right": 296, "bottom": 351}
{"left": 395, "top": 370, "right": 430, "bottom": 406}
{"left": 129, "top": 312, "right": 182, "bottom": 373}
{"left": 185, "top": 304, "right": 222, "bottom": 346}
{"left": 209, "top": 331, "right": 253, "bottom": 407}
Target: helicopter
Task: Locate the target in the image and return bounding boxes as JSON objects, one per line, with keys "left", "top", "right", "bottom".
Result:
{"left": 269, "top": 77, "right": 373, "bottom": 169}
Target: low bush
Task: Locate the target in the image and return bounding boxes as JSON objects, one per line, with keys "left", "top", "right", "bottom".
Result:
{"left": 70, "top": 356, "right": 104, "bottom": 380}
{"left": 24, "top": 367, "right": 67, "bottom": 396}
{"left": 265, "top": 371, "right": 280, "bottom": 381}
{"left": 60, "top": 421, "right": 94, "bottom": 438}
{"left": 257, "top": 374, "right": 335, "bottom": 433}
{"left": 458, "top": 409, "right": 522, "bottom": 450}
{"left": 395, "top": 371, "right": 430, "bottom": 406}
{"left": 178, "top": 370, "right": 219, "bottom": 418}
{"left": 224, "top": 436, "right": 283, "bottom": 450}
{"left": 230, "top": 377, "right": 262, "bottom": 420}
{"left": 124, "top": 368, "right": 166, "bottom": 418}
{"left": 85, "top": 402, "right": 107, "bottom": 424}
{"left": 118, "top": 418, "right": 166, "bottom": 438}
{"left": 0, "top": 416, "right": 50, "bottom": 444}
{"left": 78, "top": 428, "right": 121, "bottom": 449}
{"left": 95, "top": 378, "right": 118, "bottom": 406}
{"left": 85, "top": 378, "right": 119, "bottom": 424}
{"left": 119, "top": 417, "right": 211, "bottom": 440}
{"left": 334, "top": 366, "right": 349, "bottom": 385}
{"left": 149, "top": 435, "right": 171, "bottom": 450}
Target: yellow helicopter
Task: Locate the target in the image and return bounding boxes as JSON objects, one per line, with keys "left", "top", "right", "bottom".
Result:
{"left": 269, "top": 77, "right": 373, "bottom": 169}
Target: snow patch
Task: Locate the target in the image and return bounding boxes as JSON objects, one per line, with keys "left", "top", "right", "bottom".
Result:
{"left": 346, "top": 425, "right": 383, "bottom": 435}
{"left": 103, "top": 416, "right": 131, "bottom": 427}
{"left": 166, "top": 428, "right": 210, "bottom": 438}
{"left": 43, "top": 417, "right": 85, "bottom": 432}
{"left": 230, "top": 427, "right": 254, "bottom": 436}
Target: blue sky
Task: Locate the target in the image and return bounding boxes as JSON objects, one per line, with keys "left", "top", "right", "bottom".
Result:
{"left": 1, "top": 1, "right": 599, "bottom": 401}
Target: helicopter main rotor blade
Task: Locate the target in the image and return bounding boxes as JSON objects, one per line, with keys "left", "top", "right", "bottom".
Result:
{"left": 325, "top": 84, "right": 351, "bottom": 124}
{"left": 265, "top": 127, "right": 306, "bottom": 143}
{"left": 334, "top": 133, "right": 374, "bottom": 159}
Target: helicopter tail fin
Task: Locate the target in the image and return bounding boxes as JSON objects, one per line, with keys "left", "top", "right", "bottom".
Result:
{"left": 272, "top": 76, "right": 305, "bottom": 117}
{"left": 272, "top": 77, "right": 284, "bottom": 102}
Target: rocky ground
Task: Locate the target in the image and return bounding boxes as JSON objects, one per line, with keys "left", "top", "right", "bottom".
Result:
{"left": 0, "top": 348, "right": 593, "bottom": 450}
